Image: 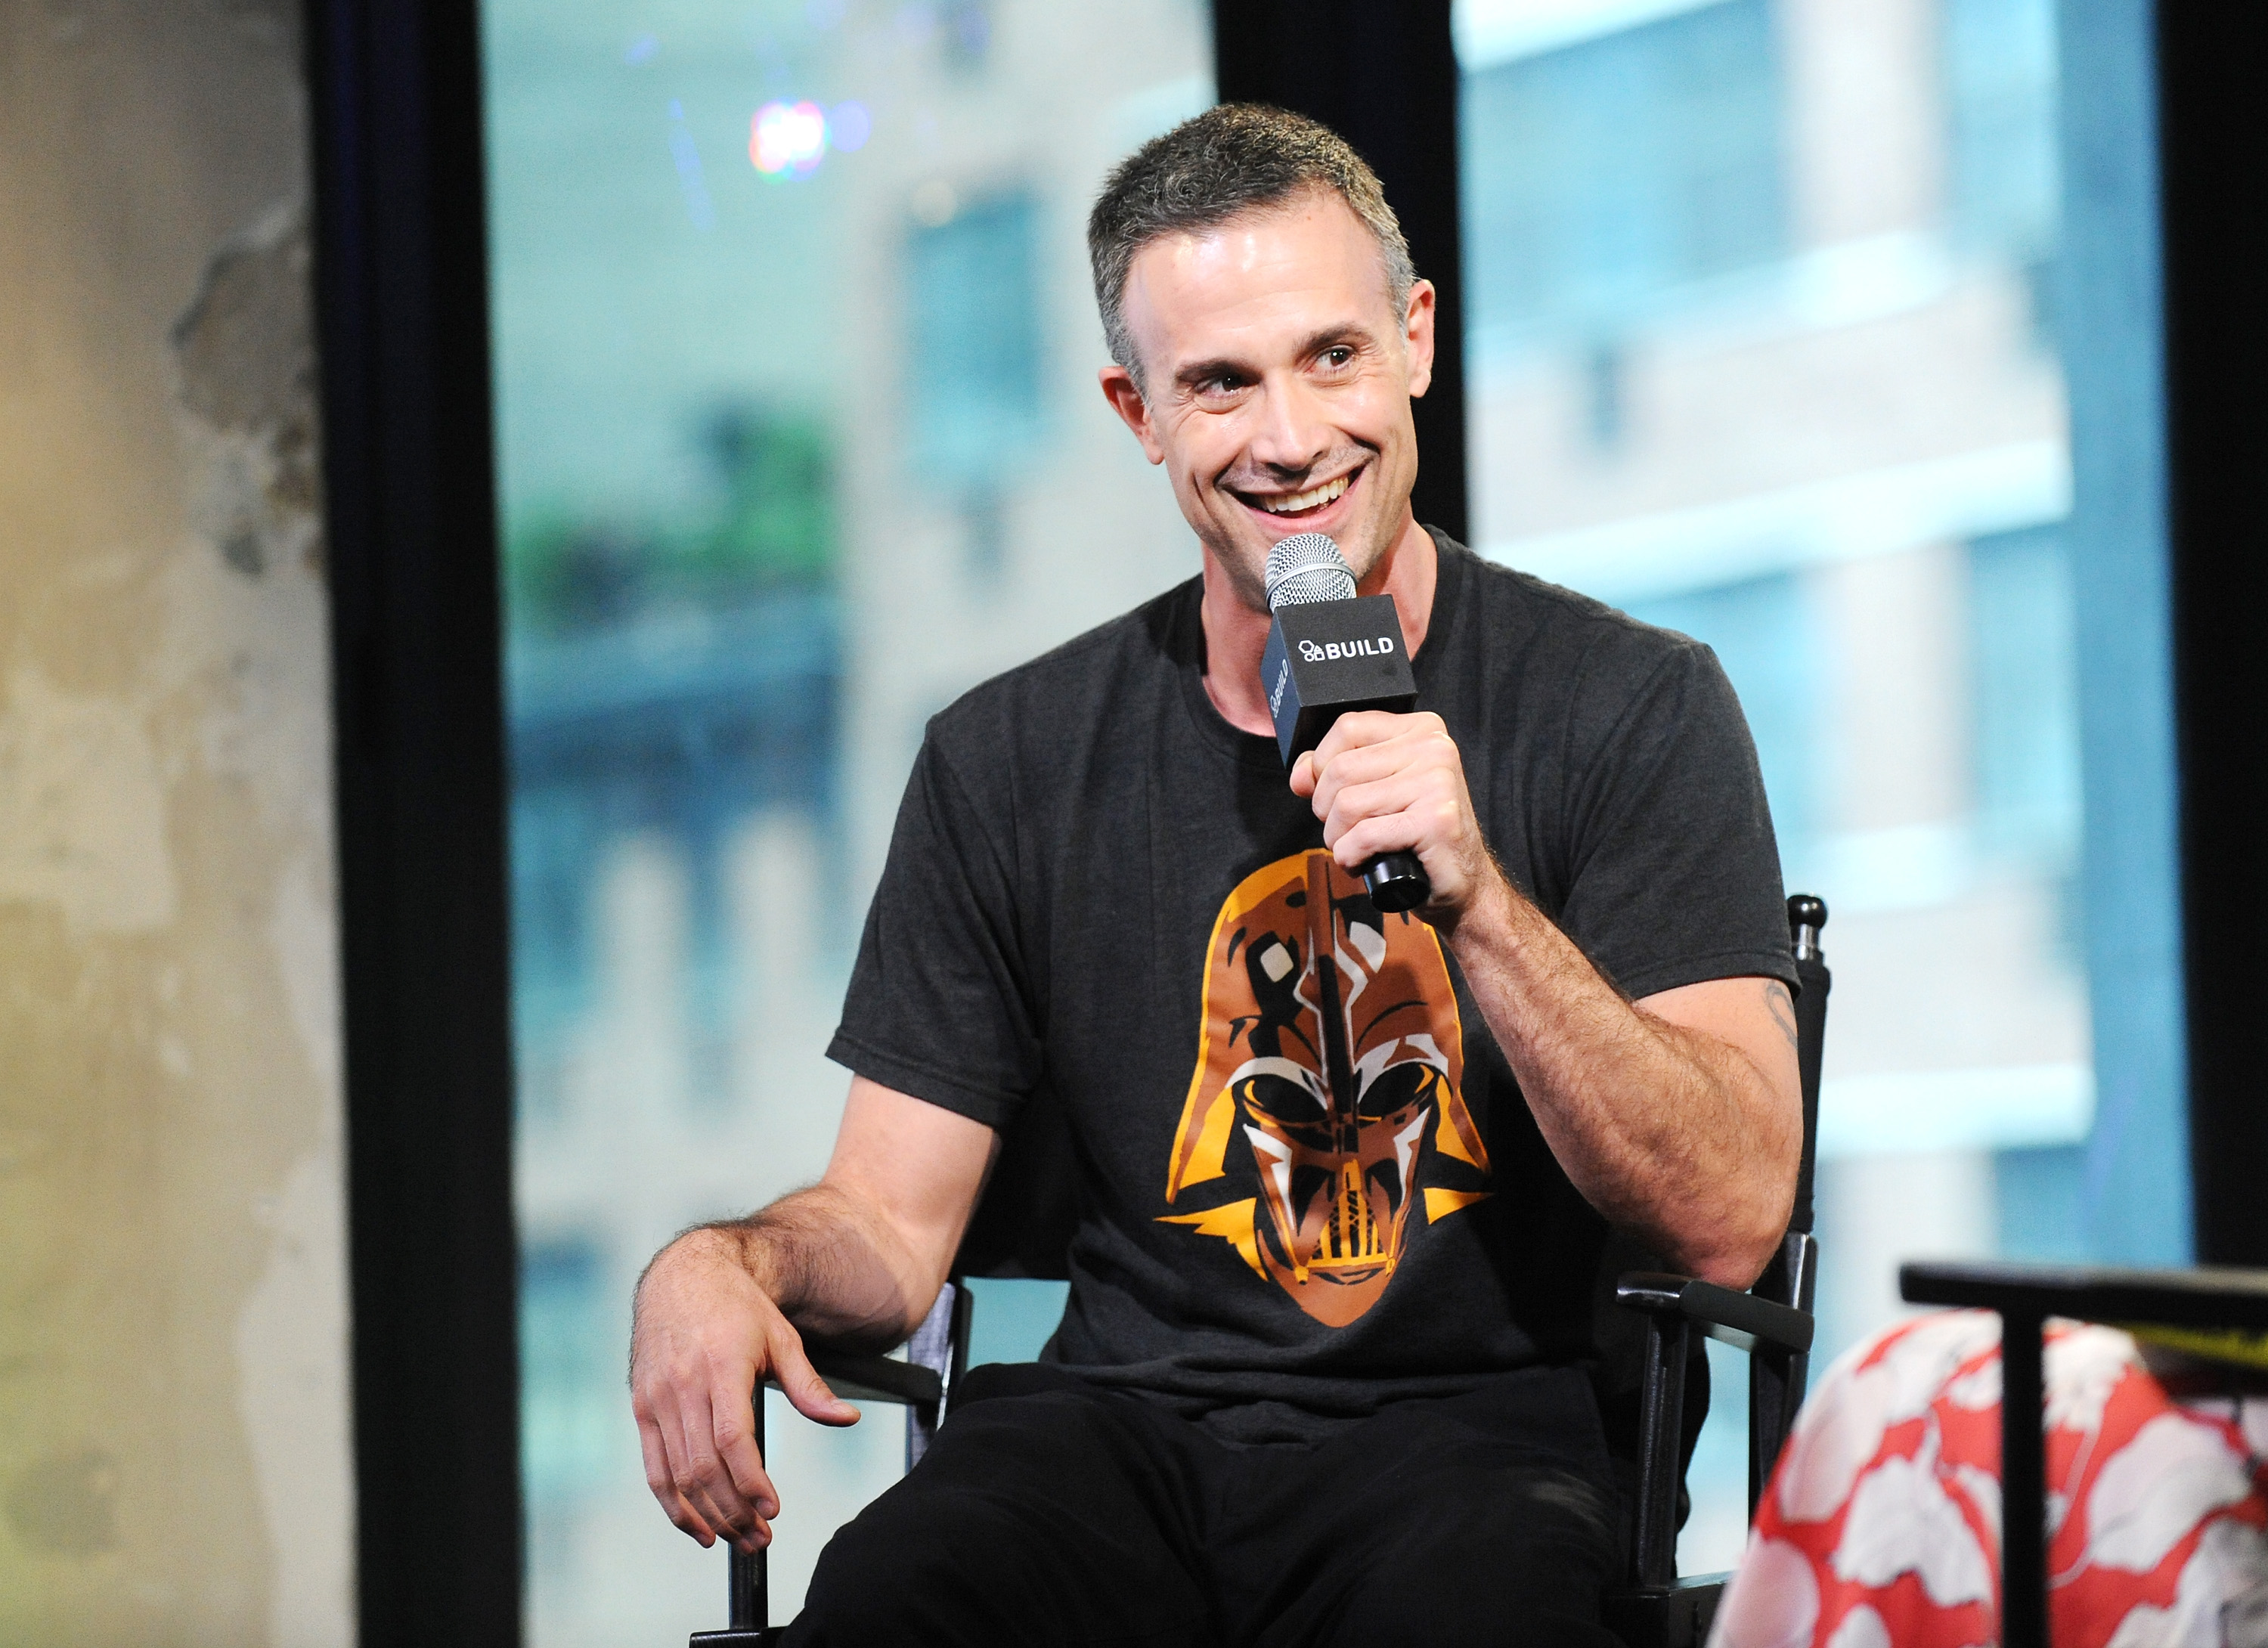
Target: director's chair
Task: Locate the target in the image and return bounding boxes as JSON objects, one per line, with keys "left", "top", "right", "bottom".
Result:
{"left": 693, "top": 894, "right": 1833, "bottom": 1648}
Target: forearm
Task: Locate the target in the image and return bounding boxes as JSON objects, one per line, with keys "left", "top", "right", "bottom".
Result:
{"left": 1441, "top": 870, "right": 1796, "bottom": 1285}
{"left": 629, "top": 1083, "right": 990, "bottom": 1551}
{"left": 678, "top": 1182, "right": 931, "bottom": 1352}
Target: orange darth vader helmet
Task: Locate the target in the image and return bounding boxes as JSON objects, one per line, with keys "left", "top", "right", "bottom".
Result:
{"left": 1162, "top": 850, "right": 1490, "bottom": 1327}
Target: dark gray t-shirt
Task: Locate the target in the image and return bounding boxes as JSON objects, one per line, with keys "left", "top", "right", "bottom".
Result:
{"left": 829, "top": 534, "right": 1794, "bottom": 1442}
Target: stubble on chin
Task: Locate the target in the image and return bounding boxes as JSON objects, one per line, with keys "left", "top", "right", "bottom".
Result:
{"left": 1186, "top": 488, "right": 1269, "bottom": 612}
{"left": 1216, "top": 539, "right": 1275, "bottom": 615}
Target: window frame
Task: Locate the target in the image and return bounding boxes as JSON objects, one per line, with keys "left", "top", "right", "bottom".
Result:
{"left": 309, "top": 2, "right": 2260, "bottom": 1638}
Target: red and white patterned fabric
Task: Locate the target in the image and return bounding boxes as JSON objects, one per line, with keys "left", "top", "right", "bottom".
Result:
{"left": 1711, "top": 1311, "right": 2268, "bottom": 1647}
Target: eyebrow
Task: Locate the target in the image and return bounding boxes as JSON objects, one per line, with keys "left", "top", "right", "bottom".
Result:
{"left": 1171, "top": 323, "right": 1376, "bottom": 392}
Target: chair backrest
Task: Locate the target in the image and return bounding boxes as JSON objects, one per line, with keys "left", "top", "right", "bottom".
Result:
{"left": 1785, "top": 894, "right": 1830, "bottom": 1241}
{"left": 1615, "top": 894, "right": 1830, "bottom": 1600}
{"left": 1748, "top": 894, "right": 1829, "bottom": 1510}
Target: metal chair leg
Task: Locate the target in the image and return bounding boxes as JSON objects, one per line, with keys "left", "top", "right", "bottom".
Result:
{"left": 690, "top": 1390, "right": 776, "bottom": 1646}
{"left": 2000, "top": 1311, "right": 2048, "bottom": 1648}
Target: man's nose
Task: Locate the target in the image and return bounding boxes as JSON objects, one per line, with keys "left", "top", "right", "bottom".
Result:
{"left": 1245, "top": 373, "right": 1333, "bottom": 476}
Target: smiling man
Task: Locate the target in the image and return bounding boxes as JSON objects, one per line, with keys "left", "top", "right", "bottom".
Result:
{"left": 631, "top": 106, "right": 1802, "bottom": 1646}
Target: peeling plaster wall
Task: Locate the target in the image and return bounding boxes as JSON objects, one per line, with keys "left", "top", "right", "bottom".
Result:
{"left": 0, "top": 3, "right": 355, "bottom": 1643}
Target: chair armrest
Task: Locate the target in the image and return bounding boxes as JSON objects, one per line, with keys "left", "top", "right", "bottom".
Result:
{"left": 784, "top": 1351, "right": 943, "bottom": 1409}
{"left": 1900, "top": 1260, "right": 2268, "bottom": 1330}
{"left": 721, "top": 1343, "right": 945, "bottom": 1648}
{"left": 1616, "top": 1272, "right": 1815, "bottom": 1355}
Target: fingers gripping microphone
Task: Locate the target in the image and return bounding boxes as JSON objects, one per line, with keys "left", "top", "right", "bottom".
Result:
{"left": 1260, "top": 533, "right": 1432, "bottom": 913}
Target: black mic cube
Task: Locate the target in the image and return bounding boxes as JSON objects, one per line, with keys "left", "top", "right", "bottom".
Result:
{"left": 1262, "top": 593, "right": 1418, "bottom": 767}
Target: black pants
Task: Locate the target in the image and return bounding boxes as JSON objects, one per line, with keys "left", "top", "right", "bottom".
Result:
{"left": 785, "top": 1364, "right": 1626, "bottom": 1647}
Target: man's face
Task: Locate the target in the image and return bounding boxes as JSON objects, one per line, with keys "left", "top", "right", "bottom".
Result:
{"left": 1101, "top": 191, "right": 1436, "bottom": 610}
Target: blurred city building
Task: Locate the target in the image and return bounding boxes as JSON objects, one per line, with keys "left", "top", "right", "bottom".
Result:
{"left": 1456, "top": 0, "right": 2124, "bottom": 1566}
{"left": 485, "top": 1, "right": 1209, "bottom": 1637}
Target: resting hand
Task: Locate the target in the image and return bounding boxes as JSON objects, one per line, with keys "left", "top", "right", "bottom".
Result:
{"left": 630, "top": 1228, "right": 859, "bottom": 1553}
{"left": 1289, "top": 710, "right": 1498, "bottom": 922}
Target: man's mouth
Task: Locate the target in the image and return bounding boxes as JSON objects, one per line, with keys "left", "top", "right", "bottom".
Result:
{"left": 1236, "top": 472, "right": 1353, "bottom": 519}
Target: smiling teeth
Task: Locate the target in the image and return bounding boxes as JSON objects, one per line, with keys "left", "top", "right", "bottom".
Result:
{"left": 1256, "top": 475, "right": 1350, "bottom": 513}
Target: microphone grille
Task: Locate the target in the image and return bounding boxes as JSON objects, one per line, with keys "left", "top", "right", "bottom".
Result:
{"left": 1263, "top": 532, "right": 1357, "bottom": 611}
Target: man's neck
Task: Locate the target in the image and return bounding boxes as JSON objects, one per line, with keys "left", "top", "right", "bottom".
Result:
{"left": 1201, "top": 512, "right": 1439, "bottom": 738}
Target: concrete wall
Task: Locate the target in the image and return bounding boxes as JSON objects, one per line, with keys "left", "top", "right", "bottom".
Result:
{"left": 0, "top": 3, "right": 355, "bottom": 1643}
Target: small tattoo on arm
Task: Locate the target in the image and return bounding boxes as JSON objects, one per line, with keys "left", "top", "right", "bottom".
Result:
{"left": 1765, "top": 980, "right": 1799, "bottom": 1056}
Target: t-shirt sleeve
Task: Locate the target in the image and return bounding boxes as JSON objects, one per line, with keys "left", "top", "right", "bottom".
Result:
{"left": 826, "top": 733, "right": 1040, "bottom": 1131}
{"left": 1551, "top": 635, "right": 1797, "bottom": 1002}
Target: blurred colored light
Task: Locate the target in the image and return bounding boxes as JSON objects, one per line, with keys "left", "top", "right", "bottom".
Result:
{"left": 829, "top": 101, "right": 872, "bottom": 153}
{"left": 751, "top": 100, "right": 828, "bottom": 176}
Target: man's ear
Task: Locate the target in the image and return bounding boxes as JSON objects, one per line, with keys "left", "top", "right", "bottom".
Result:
{"left": 1098, "top": 365, "right": 1167, "bottom": 465}
{"left": 1402, "top": 278, "right": 1438, "bottom": 401}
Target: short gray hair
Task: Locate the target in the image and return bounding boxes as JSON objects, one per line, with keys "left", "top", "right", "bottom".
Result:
{"left": 1086, "top": 104, "right": 1418, "bottom": 384}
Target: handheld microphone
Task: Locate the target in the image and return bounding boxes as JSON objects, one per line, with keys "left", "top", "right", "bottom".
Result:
{"left": 1259, "top": 532, "right": 1432, "bottom": 913}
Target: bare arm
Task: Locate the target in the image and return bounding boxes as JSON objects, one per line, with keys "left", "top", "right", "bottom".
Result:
{"left": 1295, "top": 711, "right": 1801, "bottom": 1287}
{"left": 1437, "top": 875, "right": 1801, "bottom": 1284}
{"left": 629, "top": 1076, "right": 996, "bottom": 1552}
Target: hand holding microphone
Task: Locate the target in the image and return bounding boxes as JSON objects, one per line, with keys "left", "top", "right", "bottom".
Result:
{"left": 1259, "top": 533, "right": 1434, "bottom": 912}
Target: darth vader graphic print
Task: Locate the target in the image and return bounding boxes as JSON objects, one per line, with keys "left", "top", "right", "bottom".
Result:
{"left": 1162, "top": 850, "right": 1492, "bottom": 1327}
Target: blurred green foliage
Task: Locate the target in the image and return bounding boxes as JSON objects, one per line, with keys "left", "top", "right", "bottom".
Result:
{"left": 506, "top": 404, "right": 837, "bottom": 631}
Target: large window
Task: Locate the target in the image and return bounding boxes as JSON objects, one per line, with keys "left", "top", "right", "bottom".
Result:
{"left": 481, "top": 0, "right": 2183, "bottom": 1620}
{"left": 481, "top": 2, "right": 1211, "bottom": 1637}
{"left": 1457, "top": 0, "right": 2181, "bottom": 1571}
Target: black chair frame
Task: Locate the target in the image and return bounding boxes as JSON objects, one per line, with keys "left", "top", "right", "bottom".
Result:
{"left": 696, "top": 894, "right": 1833, "bottom": 1648}
{"left": 1600, "top": 893, "right": 1827, "bottom": 1646}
